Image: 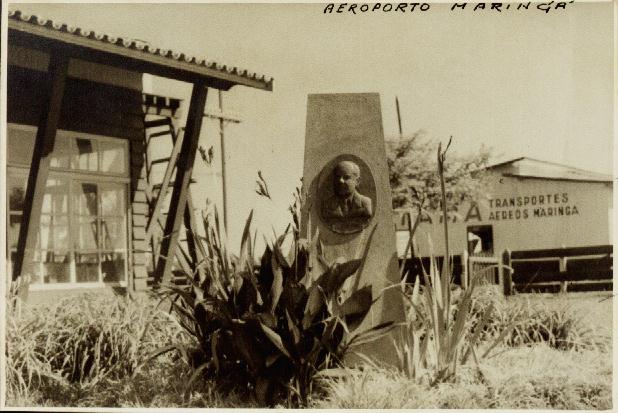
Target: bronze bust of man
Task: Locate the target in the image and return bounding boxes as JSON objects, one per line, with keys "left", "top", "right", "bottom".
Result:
{"left": 322, "top": 160, "right": 373, "bottom": 220}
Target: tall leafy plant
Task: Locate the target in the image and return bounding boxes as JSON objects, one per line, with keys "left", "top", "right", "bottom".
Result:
{"left": 156, "top": 201, "right": 392, "bottom": 406}
{"left": 394, "top": 140, "right": 513, "bottom": 384}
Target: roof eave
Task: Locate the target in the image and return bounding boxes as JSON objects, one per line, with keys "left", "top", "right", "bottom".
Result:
{"left": 501, "top": 173, "right": 613, "bottom": 184}
{"left": 8, "top": 19, "right": 273, "bottom": 91}
{"left": 484, "top": 157, "right": 526, "bottom": 170}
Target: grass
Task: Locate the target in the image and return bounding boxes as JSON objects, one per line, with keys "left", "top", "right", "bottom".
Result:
{"left": 511, "top": 291, "right": 612, "bottom": 336}
{"left": 468, "top": 288, "right": 611, "bottom": 352}
{"left": 311, "top": 290, "right": 612, "bottom": 409}
{"left": 6, "top": 289, "right": 612, "bottom": 408}
{"left": 479, "top": 343, "right": 611, "bottom": 409}
{"left": 5, "top": 292, "right": 257, "bottom": 408}
{"left": 311, "top": 343, "right": 611, "bottom": 409}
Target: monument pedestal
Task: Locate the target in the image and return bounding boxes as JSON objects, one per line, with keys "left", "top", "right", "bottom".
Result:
{"left": 301, "top": 93, "right": 405, "bottom": 366}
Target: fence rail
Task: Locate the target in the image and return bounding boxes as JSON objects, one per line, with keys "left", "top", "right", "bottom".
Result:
{"left": 504, "top": 245, "right": 612, "bottom": 294}
{"left": 456, "top": 245, "right": 613, "bottom": 295}
{"left": 399, "top": 245, "right": 612, "bottom": 295}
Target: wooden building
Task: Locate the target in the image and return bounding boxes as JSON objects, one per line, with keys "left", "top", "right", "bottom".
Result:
{"left": 394, "top": 157, "right": 613, "bottom": 290}
{"left": 5, "top": 10, "right": 273, "bottom": 300}
{"left": 394, "top": 157, "right": 613, "bottom": 256}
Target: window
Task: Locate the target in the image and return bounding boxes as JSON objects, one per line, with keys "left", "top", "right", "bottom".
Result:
{"left": 73, "top": 181, "right": 127, "bottom": 283}
{"left": 8, "top": 125, "right": 129, "bottom": 176}
{"left": 35, "top": 177, "right": 71, "bottom": 284}
{"left": 6, "top": 124, "right": 130, "bottom": 288}
{"left": 466, "top": 225, "right": 494, "bottom": 256}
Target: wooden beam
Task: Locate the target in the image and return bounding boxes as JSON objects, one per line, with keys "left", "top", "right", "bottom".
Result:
{"left": 204, "top": 109, "right": 242, "bottom": 124}
{"left": 184, "top": 191, "right": 206, "bottom": 282}
{"left": 153, "top": 81, "right": 208, "bottom": 284}
{"left": 13, "top": 52, "right": 69, "bottom": 289}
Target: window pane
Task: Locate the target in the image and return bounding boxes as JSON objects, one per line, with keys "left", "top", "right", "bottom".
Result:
{"left": 101, "top": 252, "right": 126, "bottom": 282}
{"left": 38, "top": 215, "right": 51, "bottom": 250}
{"left": 72, "top": 138, "right": 97, "bottom": 171}
{"left": 8, "top": 127, "right": 35, "bottom": 166}
{"left": 50, "top": 136, "right": 71, "bottom": 169}
{"left": 101, "top": 218, "right": 126, "bottom": 250}
{"left": 29, "top": 251, "right": 43, "bottom": 284}
{"left": 100, "top": 140, "right": 127, "bottom": 174}
{"left": 8, "top": 214, "right": 21, "bottom": 249}
{"left": 42, "top": 178, "right": 68, "bottom": 214}
{"left": 54, "top": 216, "right": 69, "bottom": 250}
{"left": 75, "top": 183, "right": 98, "bottom": 216}
{"left": 75, "top": 252, "right": 99, "bottom": 282}
{"left": 8, "top": 175, "right": 27, "bottom": 212}
{"left": 100, "top": 185, "right": 125, "bottom": 216}
{"left": 39, "top": 215, "right": 68, "bottom": 251}
{"left": 76, "top": 217, "right": 98, "bottom": 249}
{"left": 37, "top": 251, "right": 70, "bottom": 284}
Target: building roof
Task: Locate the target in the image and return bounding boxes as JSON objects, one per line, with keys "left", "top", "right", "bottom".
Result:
{"left": 486, "top": 157, "right": 612, "bottom": 183}
{"left": 8, "top": 9, "right": 273, "bottom": 91}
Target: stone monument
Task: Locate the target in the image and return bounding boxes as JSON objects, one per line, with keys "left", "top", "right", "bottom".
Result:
{"left": 301, "top": 93, "right": 404, "bottom": 365}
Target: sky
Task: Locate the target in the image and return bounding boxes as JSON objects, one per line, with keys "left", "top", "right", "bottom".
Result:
{"left": 7, "top": 1, "right": 614, "bottom": 250}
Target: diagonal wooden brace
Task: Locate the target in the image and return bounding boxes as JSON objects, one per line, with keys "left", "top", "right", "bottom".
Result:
{"left": 153, "top": 81, "right": 208, "bottom": 284}
{"left": 13, "top": 52, "right": 69, "bottom": 299}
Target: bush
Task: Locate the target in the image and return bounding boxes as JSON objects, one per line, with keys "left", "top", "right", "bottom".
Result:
{"left": 157, "top": 208, "right": 392, "bottom": 407}
{"left": 5, "top": 292, "right": 177, "bottom": 403}
{"left": 504, "top": 301, "right": 609, "bottom": 351}
{"left": 465, "top": 291, "right": 609, "bottom": 351}
{"left": 466, "top": 285, "right": 508, "bottom": 339}
{"left": 394, "top": 266, "right": 513, "bottom": 385}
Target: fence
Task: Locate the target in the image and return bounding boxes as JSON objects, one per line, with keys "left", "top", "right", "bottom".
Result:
{"left": 452, "top": 245, "right": 613, "bottom": 295}
{"left": 399, "top": 255, "right": 464, "bottom": 286}
{"left": 503, "top": 245, "right": 613, "bottom": 293}
{"left": 461, "top": 251, "right": 504, "bottom": 290}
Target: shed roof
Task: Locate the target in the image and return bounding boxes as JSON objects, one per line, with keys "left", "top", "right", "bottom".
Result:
{"left": 487, "top": 157, "right": 612, "bottom": 183}
{"left": 8, "top": 9, "right": 273, "bottom": 91}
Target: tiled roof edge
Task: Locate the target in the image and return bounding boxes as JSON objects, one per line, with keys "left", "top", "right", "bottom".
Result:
{"left": 8, "top": 9, "right": 273, "bottom": 90}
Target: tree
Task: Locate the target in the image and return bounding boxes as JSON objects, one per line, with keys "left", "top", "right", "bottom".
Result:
{"left": 386, "top": 131, "right": 492, "bottom": 244}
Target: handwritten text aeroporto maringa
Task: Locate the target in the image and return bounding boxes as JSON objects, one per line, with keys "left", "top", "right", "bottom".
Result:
{"left": 323, "top": 2, "right": 576, "bottom": 14}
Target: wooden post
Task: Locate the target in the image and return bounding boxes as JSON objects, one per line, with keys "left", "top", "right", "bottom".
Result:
{"left": 13, "top": 52, "right": 69, "bottom": 299}
{"left": 559, "top": 256, "right": 568, "bottom": 293}
{"left": 461, "top": 249, "right": 469, "bottom": 289}
{"left": 154, "top": 81, "right": 208, "bottom": 284}
{"left": 502, "top": 249, "right": 513, "bottom": 296}
{"left": 559, "top": 256, "right": 567, "bottom": 272}
{"left": 218, "top": 90, "right": 229, "bottom": 232}
{"left": 497, "top": 253, "right": 504, "bottom": 290}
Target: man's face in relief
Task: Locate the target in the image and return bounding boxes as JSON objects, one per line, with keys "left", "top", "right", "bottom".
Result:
{"left": 333, "top": 161, "right": 360, "bottom": 197}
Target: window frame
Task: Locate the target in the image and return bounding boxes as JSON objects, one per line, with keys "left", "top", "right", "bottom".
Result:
{"left": 7, "top": 123, "right": 130, "bottom": 177}
{"left": 6, "top": 123, "right": 131, "bottom": 290}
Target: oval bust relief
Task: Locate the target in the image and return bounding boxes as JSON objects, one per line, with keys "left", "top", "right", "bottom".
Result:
{"left": 318, "top": 155, "right": 376, "bottom": 234}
